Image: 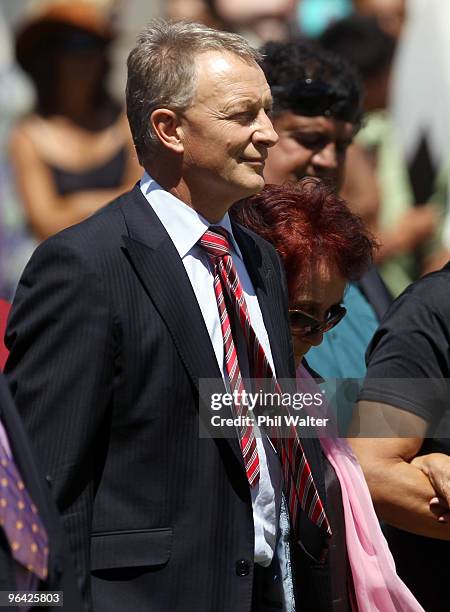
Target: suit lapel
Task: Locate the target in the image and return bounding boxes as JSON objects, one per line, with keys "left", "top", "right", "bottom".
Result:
{"left": 121, "top": 187, "right": 224, "bottom": 389}
{"left": 232, "top": 224, "right": 289, "bottom": 381}
{"left": 120, "top": 187, "right": 245, "bottom": 467}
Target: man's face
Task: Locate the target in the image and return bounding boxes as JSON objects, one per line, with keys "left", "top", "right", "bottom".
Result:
{"left": 180, "top": 51, "right": 278, "bottom": 211}
{"left": 264, "top": 112, "right": 356, "bottom": 191}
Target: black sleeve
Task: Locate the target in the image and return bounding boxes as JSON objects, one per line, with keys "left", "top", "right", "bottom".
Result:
{"left": 5, "top": 234, "right": 116, "bottom": 607}
{"left": 359, "top": 291, "right": 450, "bottom": 427}
{"left": 0, "top": 374, "right": 86, "bottom": 610}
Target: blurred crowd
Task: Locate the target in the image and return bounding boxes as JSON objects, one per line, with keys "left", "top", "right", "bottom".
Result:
{"left": 1, "top": 0, "right": 449, "bottom": 303}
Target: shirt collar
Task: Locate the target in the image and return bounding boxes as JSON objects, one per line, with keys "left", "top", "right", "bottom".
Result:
{"left": 140, "top": 171, "right": 243, "bottom": 260}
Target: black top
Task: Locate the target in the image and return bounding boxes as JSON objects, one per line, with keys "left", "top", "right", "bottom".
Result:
{"left": 49, "top": 147, "right": 127, "bottom": 196}
{"left": 360, "top": 262, "right": 450, "bottom": 454}
{"left": 359, "top": 263, "right": 450, "bottom": 612}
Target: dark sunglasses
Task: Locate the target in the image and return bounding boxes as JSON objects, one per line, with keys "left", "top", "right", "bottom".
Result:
{"left": 288, "top": 304, "right": 346, "bottom": 336}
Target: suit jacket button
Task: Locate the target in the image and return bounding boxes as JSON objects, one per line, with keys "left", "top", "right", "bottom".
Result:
{"left": 236, "top": 559, "right": 250, "bottom": 576}
{"left": 45, "top": 474, "right": 52, "bottom": 487}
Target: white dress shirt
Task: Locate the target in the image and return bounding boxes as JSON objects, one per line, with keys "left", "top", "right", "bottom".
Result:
{"left": 140, "top": 172, "right": 282, "bottom": 566}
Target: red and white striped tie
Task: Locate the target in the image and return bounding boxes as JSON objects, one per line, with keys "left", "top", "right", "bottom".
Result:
{"left": 199, "top": 227, "right": 331, "bottom": 538}
{"left": 200, "top": 229, "right": 260, "bottom": 486}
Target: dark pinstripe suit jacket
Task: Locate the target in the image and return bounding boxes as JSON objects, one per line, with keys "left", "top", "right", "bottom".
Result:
{"left": 0, "top": 375, "right": 84, "bottom": 610}
{"left": 5, "top": 185, "right": 329, "bottom": 611}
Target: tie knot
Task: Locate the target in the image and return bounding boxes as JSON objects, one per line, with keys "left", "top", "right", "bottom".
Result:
{"left": 199, "top": 227, "right": 233, "bottom": 258}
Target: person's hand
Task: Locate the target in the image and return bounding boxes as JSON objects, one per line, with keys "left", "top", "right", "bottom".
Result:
{"left": 395, "top": 205, "right": 439, "bottom": 252}
{"left": 429, "top": 496, "right": 450, "bottom": 523}
{"left": 412, "top": 453, "right": 450, "bottom": 521}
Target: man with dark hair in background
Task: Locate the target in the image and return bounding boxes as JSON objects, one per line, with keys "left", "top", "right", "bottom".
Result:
{"left": 260, "top": 39, "right": 392, "bottom": 406}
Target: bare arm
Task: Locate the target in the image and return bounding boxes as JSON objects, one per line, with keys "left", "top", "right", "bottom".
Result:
{"left": 340, "top": 143, "right": 380, "bottom": 230}
{"left": 375, "top": 206, "right": 439, "bottom": 263}
{"left": 348, "top": 400, "right": 450, "bottom": 539}
{"left": 9, "top": 124, "right": 141, "bottom": 240}
{"left": 341, "top": 143, "right": 438, "bottom": 263}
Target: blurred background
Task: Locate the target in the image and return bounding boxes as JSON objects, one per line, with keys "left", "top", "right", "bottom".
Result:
{"left": 1, "top": 0, "right": 449, "bottom": 301}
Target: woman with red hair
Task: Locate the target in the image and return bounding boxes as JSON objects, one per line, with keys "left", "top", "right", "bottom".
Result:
{"left": 233, "top": 179, "right": 374, "bottom": 367}
{"left": 232, "top": 179, "right": 424, "bottom": 612}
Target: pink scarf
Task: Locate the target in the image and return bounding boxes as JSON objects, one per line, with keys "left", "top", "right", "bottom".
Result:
{"left": 297, "top": 364, "right": 424, "bottom": 612}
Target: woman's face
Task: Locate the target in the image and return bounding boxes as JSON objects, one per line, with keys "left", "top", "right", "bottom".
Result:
{"left": 56, "top": 49, "right": 104, "bottom": 91}
{"left": 290, "top": 259, "right": 347, "bottom": 366}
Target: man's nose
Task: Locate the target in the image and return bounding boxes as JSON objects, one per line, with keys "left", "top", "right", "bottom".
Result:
{"left": 312, "top": 143, "right": 338, "bottom": 169}
{"left": 253, "top": 111, "right": 279, "bottom": 148}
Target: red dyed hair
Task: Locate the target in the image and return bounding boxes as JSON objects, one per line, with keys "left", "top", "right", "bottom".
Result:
{"left": 231, "top": 179, "right": 376, "bottom": 297}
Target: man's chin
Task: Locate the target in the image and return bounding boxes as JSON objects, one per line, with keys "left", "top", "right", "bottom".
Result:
{"left": 243, "top": 173, "right": 266, "bottom": 194}
{"left": 229, "top": 176, "right": 265, "bottom": 203}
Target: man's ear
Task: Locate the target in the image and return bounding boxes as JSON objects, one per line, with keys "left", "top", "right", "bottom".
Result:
{"left": 150, "top": 108, "right": 184, "bottom": 154}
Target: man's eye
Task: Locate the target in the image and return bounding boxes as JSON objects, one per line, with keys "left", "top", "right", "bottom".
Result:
{"left": 292, "top": 135, "right": 325, "bottom": 150}
{"left": 231, "top": 111, "right": 254, "bottom": 123}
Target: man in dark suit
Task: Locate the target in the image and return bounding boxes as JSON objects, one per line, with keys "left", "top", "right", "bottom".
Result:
{"left": 0, "top": 374, "right": 83, "bottom": 610}
{"left": 5, "top": 21, "right": 330, "bottom": 611}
